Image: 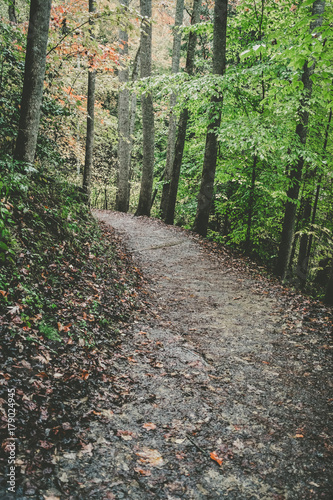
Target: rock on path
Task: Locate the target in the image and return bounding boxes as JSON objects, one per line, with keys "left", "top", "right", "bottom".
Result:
{"left": 55, "top": 211, "right": 332, "bottom": 499}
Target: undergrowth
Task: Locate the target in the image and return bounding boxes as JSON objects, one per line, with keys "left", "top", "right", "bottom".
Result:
{"left": 0, "top": 158, "right": 143, "bottom": 349}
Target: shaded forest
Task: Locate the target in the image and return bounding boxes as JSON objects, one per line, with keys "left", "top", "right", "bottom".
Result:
{"left": 0, "top": 0, "right": 333, "bottom": 302}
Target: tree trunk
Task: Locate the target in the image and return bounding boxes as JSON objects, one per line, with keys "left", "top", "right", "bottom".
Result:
{"left": 245, "top": 155, "right": 257, "bottom": 252}
{"left": 82, "top": 0, "right": 96, "bottom": 201}
{"left": 164, "top": 0, "right": 201, "bottom": 225}
{"left": 296, "top": 197, "right": 312, "bottom": 287}
{"left": 193, "top": 0, "right": 228, "bottom": 237}
{"left": 8, "top": 1, "right": 17, "bottom": 23}
{"left": 14, "top": 0, "right": 52, "bottom": 165}
{"left": 305, "top": 108, "right": 332, "bottom": 265}
{"left": 275, "top": 0, "right": 325, "bottom": 279}
{"left": 116, "top": 0, "right": 131, "bottom": 212}
{"left": 127, "top": 46, "right": 141, "bottom": 210}
{"left": 324, "top": 257, "right": 333, "bottom": 306}
{"left": 159, "top": 0, "right": 184, "bottom": 219}
{"left": 135, "top": 0, "right": 154, "bottom": 217}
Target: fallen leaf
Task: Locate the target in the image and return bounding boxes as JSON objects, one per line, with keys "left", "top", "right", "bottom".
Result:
{"left": 136, "top": 447, "right": 164, "bottom": 467}
{"left": 143, "top": 423, "right": 156, "bottom": 431}
{"left": 81, "top": 442, "right": 93, "bottom": 455}
{"left": 210, "top": 451, "right": 223, "bottom": 466}
{"left": 117, "top": 430, "right": 135, "bottom": 441}
{"left": 134, "top": 468, "right": 151, "bottom": 476}
{"left": 233, "top": 438, "right": 245, "bottom": 450}
{"left": 81, "top": 370, "right": 89, "bottom": 380}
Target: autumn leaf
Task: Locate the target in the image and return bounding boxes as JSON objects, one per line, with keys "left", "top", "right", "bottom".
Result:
{"left": 134, "top": 468, "right": 151, "bottom": 476}
{"left": 81, "top": 370, "right": 89, "bottom": 380}
{"left": 143, "top": 422, "right": 156, "bottom": 431}
{"left": 210, "top": 451, "right": 223, "bottom": 466}
{"left": 136, "top": 447, "right": 164, "bottom": 467}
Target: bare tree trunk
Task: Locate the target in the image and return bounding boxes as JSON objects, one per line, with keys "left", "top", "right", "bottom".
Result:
{"left": 135, "top": 0, "right": 154, "bottom": 216}
{"left": 127, "top": 45, "right": 141, "bottom": 210}
{"left": 193, "top": 0, "right": 228, "bottom": 237}
{"left": 275, "top": 0, "right": 325, "bottom": 279}
{"left": 324, "top": 257, "right": 333, "bottom": 306}
{"left": 159, "top": 0, "right": 184, "bottom": 218}
{"left": 164, "top": 0, "right": 201, "bottom": 225}
{"left": 82, "top": 0, "right": 96, "bottom": 202}
{"left": 8, "top": 1, "right": 17, "bottom": 23}
{"left": 245, "top": 155, "right": 257, "bottom": 252}
{"left": 14, "top": 0, "right": 52, "bottom": 165}
{"left": 116, "top": 0, "right": 131, "bottom": 212}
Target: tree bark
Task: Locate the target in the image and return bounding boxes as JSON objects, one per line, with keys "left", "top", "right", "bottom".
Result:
{"left": 135, "top": 0, "right": 154, "bottom": 216}
{"left": 126, "top": 46, "right": 140, "bottom": 210}
{"left": 193, "top": 0, "right": 228, "bottom": 236}
{"left": 164, "top": 0, "right": 201, "bottom": 225}
{"left": 275, "top": 0, "right": 325, "bottom": 279}
{"left": 82, "top": 0, "right": 97, "bottom": 201}
{"left": 159, "top": 0, "right": 184, "bottom": 219}
{"left": 324, "top": 257, "right": 333, "bottom": 306}
{"left": 14, "top": 0, "right": 52, "bottom": 165}
{"left": 305, "top": 108, "right": 332, "bottom": 265}
{"left": 116, "top": 0, "right": 131, "bottom": 212}
{"left": 8, "top": 1, "right": 17, "bottom": 23}
{"left": 245, "top": 155, "right": 257, "bottom": 252}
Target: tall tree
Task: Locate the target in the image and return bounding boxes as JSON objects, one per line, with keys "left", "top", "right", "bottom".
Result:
{"left": 8, "top": 0, "right": 17, "bottom": 23}
{"left": 324, "top": 257, "right": 333, "bottom": 306}
{"left": 82, "top": 0, "right": 97, "bottom": 201}
{"left": 116, "top": 0, "right": 131, "bottom": 212}
{"left": 14, "top": 0, "right": 52, "bottom": 165}
{"left": 193, "top": 0, "right": 228, "bottom": 236}
{"left": 275, "top": 0, "right": 325, "bottom": 280}
{"left": 159, "top": 0, "right": 184, "bottom": 219}
{"left": 164, "top": 0, "right": 201, "bottom": 225}
{"left": 296, "top": 108, "right": 332, "bottom": 288}
{"left": 135, "top": 0, "right": 154, "bottom": 216}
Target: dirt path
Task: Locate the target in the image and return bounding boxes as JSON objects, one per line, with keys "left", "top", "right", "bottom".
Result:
{"left": 55, "top": 211, "right": 332, "bottom": 499}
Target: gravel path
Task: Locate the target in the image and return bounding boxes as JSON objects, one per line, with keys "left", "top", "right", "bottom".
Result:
{"left": 54, "top": 211, "right": 332, "bottom": 499}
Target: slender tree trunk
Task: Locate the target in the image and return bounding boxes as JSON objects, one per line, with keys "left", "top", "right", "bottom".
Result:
{"left": 275, "top": 0, "right": 325, "bottom": 279}
{"left": 116, "top": 0, "right": 131, "bottom": 212}
{"left": 14, "top": 0, "right": 52, "bottom": 165}
{"left": 127, "top": 46, "right": 141, "bottom": 210}
{"left": 82, "top": 0, "right": 96, "bottom": 201}
{"left": 296, "top": 197, "right": 313, "bottom": 287}
{"left": 8, "top": 1, "right": 17, "bottom": 23}
{"left": 135, "top": 0, "right": 154, "bottom": 216}
{"left": 164, "top": 0, "right": 201, "bottom": 225}
{"left": 306, "top": 108, "right": 332, "bottom": 261}
{"left": 193, "top": 0, "right": 228, "bottom": 236}
{"left": 324, "top": 258, "right": 333, "bottom": 305}
{"left": 245, "top": 155, "right": 257, "bottom": 252}
{"left": 159, "top": 0, "right": 184, "bottom": 218}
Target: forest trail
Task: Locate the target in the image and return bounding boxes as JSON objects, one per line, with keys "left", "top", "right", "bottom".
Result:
{"left": 57, "top": 211, "right": 332, "bottom": 499}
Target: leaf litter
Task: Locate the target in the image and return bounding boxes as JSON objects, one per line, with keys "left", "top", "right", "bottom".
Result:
{"left": 0, "top": 210, "right": 332, "bottom": 499}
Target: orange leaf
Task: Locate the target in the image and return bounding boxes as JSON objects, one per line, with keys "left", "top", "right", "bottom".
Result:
{"left": 134, "top": 468, "right": 151, "bottom": 476}
{"left": 143, "top": 423, "right": 156, "bottom": 431}
{"left": 81, "top": 370, "right": 89, "bottom": 380}
{"left": 210, "top": 451, "right": 223, "bottom": 466}
{"left": 0, "top": 290, "right": 7, "bottom": 296}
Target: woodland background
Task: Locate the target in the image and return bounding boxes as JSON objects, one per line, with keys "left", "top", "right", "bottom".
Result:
{"left": 0, "top": 0, "right": 332, "bottom": 303}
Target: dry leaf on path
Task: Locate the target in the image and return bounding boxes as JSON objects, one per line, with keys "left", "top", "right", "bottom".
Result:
{"left": 143, "top": 422, "right": 156, "bottom": 431}
{"left": 134, "top": 468, "right": 151, "bottom": 476}
{"left": 210, "top": 451, "right": 223, "bottom": 466}
{"left": 136, "top": 447, "right": 164, "bottom": 467}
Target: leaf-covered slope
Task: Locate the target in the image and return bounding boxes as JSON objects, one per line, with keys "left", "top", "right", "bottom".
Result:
{"left": 0, "top": 173, "right": 146, "bottom": 496}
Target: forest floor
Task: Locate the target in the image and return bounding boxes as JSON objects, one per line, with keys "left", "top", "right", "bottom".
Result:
{"left": 2, "top": 210, "right": 333, "bottom": 499}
